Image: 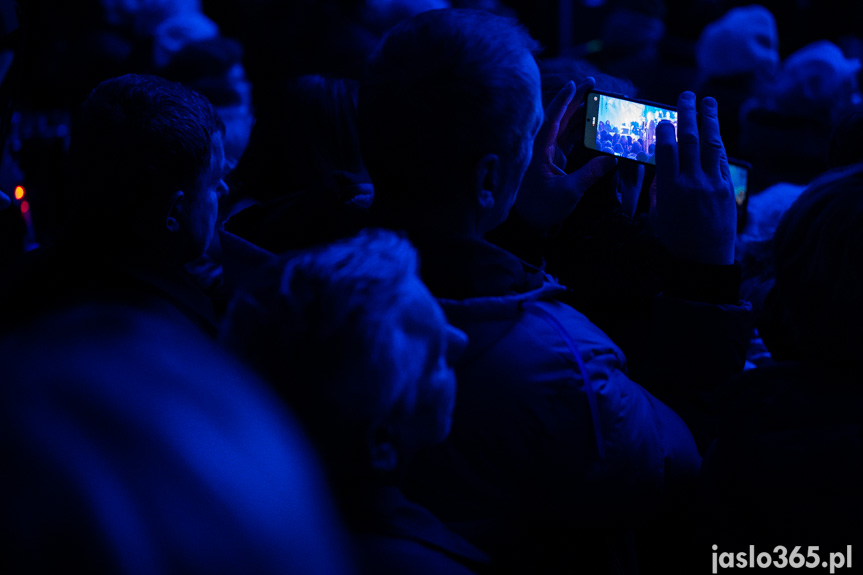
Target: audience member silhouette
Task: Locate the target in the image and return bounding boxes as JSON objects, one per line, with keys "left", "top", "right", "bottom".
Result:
{"left": 4, "top": 2, "right": 860, "bottom": 572}
{"left": 223, "top": 75, "right": 371, "bottom": 259}
{"left": 739, "top": 39, "right": 862, "bottom": 189}
{"left": 222, "top": 229, "right": 489, "bottom": 575}
{"left": 160, "top": 36, "right": 255, "bottom": 175}
{"left": 1, "top": 74, "right": 230, "bottom": 337}
{"left": 360, "top": 8, "right": 751, "bottom": 573}
{"left": 700, "top": 162, "right": 863, "bottom": 555}
{"left": 0, "top": 301, "right": 353, "bottom": 574}
{"left": 694, "top": 4, "right": 780, "bottom": 160}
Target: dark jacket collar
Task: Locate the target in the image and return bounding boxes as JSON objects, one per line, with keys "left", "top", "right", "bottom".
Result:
{"left": 118, "top": 259, "right": 220, "bottom": 338}
{"left": 411, "top": 235, "right": 547, "bottom": 301}
{"left": 0, "top": 244, "right": 219, "bottom": 339}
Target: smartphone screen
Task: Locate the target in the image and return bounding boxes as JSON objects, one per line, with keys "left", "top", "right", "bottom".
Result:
{"left": 728, "top": 158, "right": 751, "bottom": 207}
{"left": 584, "top": 90, "right": 678, "bottom": 166}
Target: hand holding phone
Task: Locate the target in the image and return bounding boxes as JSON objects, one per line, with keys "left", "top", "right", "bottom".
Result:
{"left": 515, "top": 78, "right": 618, "bottom": 232}
{"left": 652, "top": 91, "right": 736, "bottom": 266}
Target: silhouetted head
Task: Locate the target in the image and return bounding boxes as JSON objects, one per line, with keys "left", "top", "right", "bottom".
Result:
{"left": 160, "top": 36, "right": 251, "bottom": 108}
{"left": 771, "top": 163, "right": 863, "bottom": 362}
{"left": 161, "top": 37, "right": 255, "bottom": 170}
{"left": 695, "top": 4, "right": 779, "bottom": 84}
{"left": 360, "top": 9, "right": 543, "bottom": 237}
{"left": 1, "top": 303, "right": 351, "bottom": 574}
{"left": 234, "top": 74, "right": 368, "bottom": 204}
{"left": 222, "top": 229, "right": 466, "bottom": 485}
{"left": 69, "top": 74, "right": 228, "bottom": 263}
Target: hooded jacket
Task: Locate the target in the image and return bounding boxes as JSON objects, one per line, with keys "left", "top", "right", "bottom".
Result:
{"left": 403, "top": 235, "right": 749, "bottom": 571}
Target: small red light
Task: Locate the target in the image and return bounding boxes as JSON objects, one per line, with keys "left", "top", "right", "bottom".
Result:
{"left": 20, "top": 200, "right": 29, "bottom": 213}
{"left": 14, "top": 185, "right": 24, "bottom": 200}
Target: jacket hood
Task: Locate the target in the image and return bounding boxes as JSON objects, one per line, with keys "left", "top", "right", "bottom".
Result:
{"left": 414, "top": 235, "right": 570, "bottom": 361}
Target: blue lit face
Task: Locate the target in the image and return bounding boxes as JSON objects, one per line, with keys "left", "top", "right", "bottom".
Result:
{"left": 510, "top": 56, "right": 545, "bottom": 201}
{"left": 421, "top": 322, "right": 467, "bottom": 443}
{"left": 484, "top": 52, "right": 544, "bottom": 234}
{"left": 185, "top": 131, "right": 229, "bottom": 257}
{"left": 400, "top": 276, "right": 466, "bottom": 445}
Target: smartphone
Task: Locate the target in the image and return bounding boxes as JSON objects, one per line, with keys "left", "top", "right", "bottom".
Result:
{"left": 584, "top": 89, "right": 678, "bottom": 166}
{"left": 728, "top": 157, "right": 751, "bottom": 207}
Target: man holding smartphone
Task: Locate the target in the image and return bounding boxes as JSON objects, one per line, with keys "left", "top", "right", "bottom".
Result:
{"left": 360, "top": 8, "right": 751, "bottom": 573}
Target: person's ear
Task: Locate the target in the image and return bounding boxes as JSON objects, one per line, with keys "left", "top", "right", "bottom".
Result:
{"left": 474, "top": 153, "right": 501, "bottom": 211}
{"left": 368, "top": 423, "right": 398, "bottom": 473}
{"left": 166, "top": 191, "right": 184, "bottom": 232}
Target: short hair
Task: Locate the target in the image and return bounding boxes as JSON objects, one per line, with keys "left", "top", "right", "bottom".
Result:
{"left": 772, "top": 163, "right": 863, "bottom": 361}
{"left": 360, "top": 9, "right": 541, "bottom": 211}
{"left": 222, "top": 229, "right": 445, "bottom": 458}
{"left": 68, "top": 74, "right": 224, "bottom": 237}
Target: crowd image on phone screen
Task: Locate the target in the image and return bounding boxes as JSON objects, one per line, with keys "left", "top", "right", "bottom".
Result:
{"left": 595, "top": 95, "right": 678, "bottom": 163}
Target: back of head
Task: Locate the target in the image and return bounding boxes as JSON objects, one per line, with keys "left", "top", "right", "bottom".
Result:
{"left": 769, "top": 40, "right": 861, "bottom": 122}
{"left": 161, "top": 38, "right": 255, "bottom": 169}
{"left": 738, "top": 41, "right": 861, "bottom": 186}
{"left": 67, "top": 74, "right": 224, "bottom": 255}
{"left": 598, "top": 5, "right": 665, "bottom": 59}
{"left": 695, "top": 4, "right": 779, "bottom": 83}
{"left": 0, "top": 302, "right": 351, "bottom": 574}
{"left": 234, "top": 74, "right": 366, "bottom": 203}
{"left": 160, "top": 36, "right": 250, "bottom": 108}
{"left": 222, "top": 229, "right": 452, "bottom": 481}
{"left": 772, "top": 163, "right": 863, "bottom": 362}
{"left": 360, "top": 8, "right": 540, "bottom": 214}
